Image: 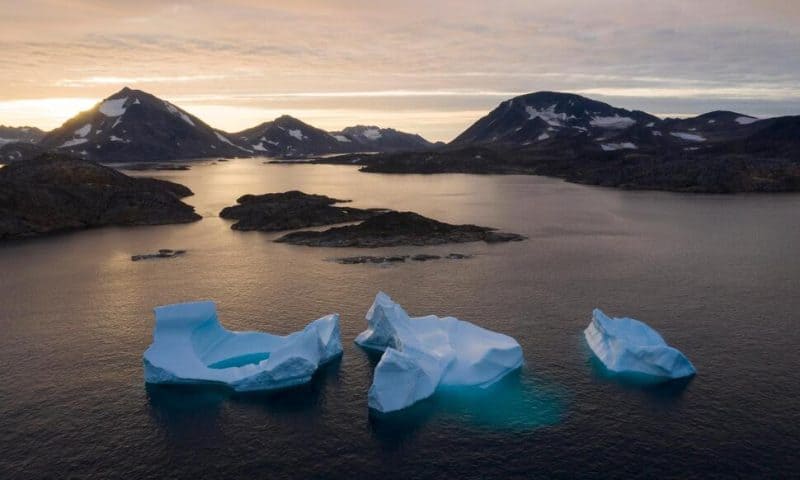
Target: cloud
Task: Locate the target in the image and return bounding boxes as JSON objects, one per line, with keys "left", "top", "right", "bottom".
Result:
{"left": 55, "top": 74, "right": 232, "bottom": 87}
{"left": 0, "top": 0, "right": 798, "bottom": 140}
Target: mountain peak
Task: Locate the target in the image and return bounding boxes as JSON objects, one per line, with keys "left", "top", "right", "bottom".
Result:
{"left": 37, "top": 88, "right": 245, "bottom": 162}
{"left": 452, "top": 90, "right": 659, "bottom": 146}
{"left": 107, "top": 86, "right": 142, "bottom": 100}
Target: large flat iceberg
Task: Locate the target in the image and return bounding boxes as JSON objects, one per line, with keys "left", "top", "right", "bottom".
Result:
{"left": 143, "top": 301, "right": 342, "bottom": 391}
{"left": 356, "top": 292, "right": 523, "bottom": 413}
{"left": 584, "top": 309, "right": 695, "bottom": 381}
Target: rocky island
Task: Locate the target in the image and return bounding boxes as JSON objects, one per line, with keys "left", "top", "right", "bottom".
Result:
{"left": 276, "top": 211, "right": 525, "bottom": 247}
{"left": 0, "top": 154, "right": 201, "bottom": 240}
{"left": 219, "top": 190, "right": 385, "bottom": 231}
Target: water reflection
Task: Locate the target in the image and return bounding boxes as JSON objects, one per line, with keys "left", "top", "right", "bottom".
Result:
{"left": 585, "top": 346, "right": 694, "bottom": 403}
{"left": 146, "top": 357, "right": 342, "bottom": 441}
{"left": 367, "top": 368, "right": 566, "bottom": 448}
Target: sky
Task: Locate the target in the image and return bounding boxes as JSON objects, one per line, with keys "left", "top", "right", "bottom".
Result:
{"left": 1, "top": 0, "right": 799, "bottom": 141}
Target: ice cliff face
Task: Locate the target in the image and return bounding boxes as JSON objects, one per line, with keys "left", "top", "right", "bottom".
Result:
{"left": 143, "top": 301, "right": 342, "bottom": 391}
{"left": 356, "top": 292, "right": 523, "bottom": 413}
{"left": 584, "top": 309, "right": 696, "bottom": 381}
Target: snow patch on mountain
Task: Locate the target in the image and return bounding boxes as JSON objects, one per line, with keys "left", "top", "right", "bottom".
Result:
{"left": 361, "top": 128, "right": 383, "bottom": 140}
{"left": 601, "top": 142, "right": 637, "bottom": 151}
{"left": 59, "top": 138, "right": 89, "bottom": 148}
{"left": 537, "top": 132, "right": 550, "bottom": 141}
{"left": 75, "top": 124, "right": 92, "bottom": 137}
{"left": 590, "top": 115, "right": 637, "bottom": 129}
{"left": 164, "top": 101, "right": 195, "bottom": 126}
{"left": 670, "top": 132, "right": 706, "bottom": 142}
{"left": 288, "top": 129, "right": 305, "bottom": 141}
{"left": 526, "top": 105, "right": 568, "bottom": 127}
{"left": 214, "top": 131, "right": 235, "bottom": 146}
{"left": 735, "top": 116, "right": 758, "bottom": 125}
{"left": 99, "top": 97, "right": 128, "bottom": 117}
{"left": 333, "top": 134, "right": 351, "bottom": 142}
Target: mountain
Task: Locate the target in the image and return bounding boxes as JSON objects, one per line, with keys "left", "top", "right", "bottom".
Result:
{"left": 451, "top": 91, "right": 660, "bottom": 147}
{"left": 447, "top": 91, "right": 791, "bottom": 155}
{"left": 332, "top": 126, "right": 438, "bottom": 152}
{"left": 38, "top": 87, "right": 248, "bottom": 163}
{"left": 315, "top": 91, "right": 800, "bottom": 193}
{"left": 234, "top": 115, "right": 343, "bottom": 158}
{"left": 0, "top": 153, "right": 200, "bottom": 239}
{"left": 0, "top": 125, "right": 46, "bottom": 145}
{"left": 235, "top": 117, "right": 438, "bottom": 158}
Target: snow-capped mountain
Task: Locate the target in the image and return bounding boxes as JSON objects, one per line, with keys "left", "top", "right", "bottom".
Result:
{"left": 234, "top": 115, "right": 343, "bottom": 158}
{"left": 0, "top": 126, "right": 46, "bottom": 146}
{"left": 38, "top": 87, "right": 248, "bottom": 162}
{"left": 235, "top": 117, "right": 438, "bottom": 157}
{"left": 451, "top": 91, "right": 659, "bottom": 147}
{"left": 448, "top": 91, "right": 793, "bottom": 155}
{"left": 332, "top": 125, "right": 437, "bottom": 152}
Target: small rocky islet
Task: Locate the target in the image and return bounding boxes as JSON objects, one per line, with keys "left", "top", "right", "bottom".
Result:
{"left": 131, "top": 249, "right": 187, "bottom": 261}
{"left": 219, "top": 190, "right": 385, "bottom": 231}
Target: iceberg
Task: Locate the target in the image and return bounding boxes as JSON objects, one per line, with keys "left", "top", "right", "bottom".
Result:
{"left": 356, "top": 292, "right": 523, "bottom": 413}
{"left": 143, "top": 301, "right": 342, "bottom": 392}
{"left": 584, "top": 309, "right": 696, "bottom": 381}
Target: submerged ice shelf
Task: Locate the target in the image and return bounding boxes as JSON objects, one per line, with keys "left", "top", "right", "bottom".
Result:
{"left": 584, "top": 308, "right": 696, "bottom": 381}
{"left": 143, "top": 301, "right": 342, "bottom": 391}
{"left": 356, "top": 292, "right": 524, "bottom": 413}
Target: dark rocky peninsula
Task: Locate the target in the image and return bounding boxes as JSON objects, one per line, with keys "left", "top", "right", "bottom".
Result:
{"left": 0, "top": 154, "right": 201, "bottom": 240}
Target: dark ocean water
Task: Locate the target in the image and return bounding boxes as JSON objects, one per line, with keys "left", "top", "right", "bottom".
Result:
{"left": 1, "top": 159, "right": 799, "bottom": 479}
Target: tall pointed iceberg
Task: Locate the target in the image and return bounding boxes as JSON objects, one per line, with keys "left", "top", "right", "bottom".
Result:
{"left": 356, "top": 292, "right": 523, "bottom": 413}
{"left": 584, "top": 308, "right": 696, "bottom": 381}
{"left": 143, "top": 301, "right": 342, "bottom": 391}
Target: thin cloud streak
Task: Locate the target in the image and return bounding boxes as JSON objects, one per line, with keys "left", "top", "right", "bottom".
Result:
{"left": 55, "top": 74, "right": 231, "bottom": 87}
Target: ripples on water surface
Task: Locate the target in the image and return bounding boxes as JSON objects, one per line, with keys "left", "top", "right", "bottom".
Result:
{"left": 1, "top": 159, "right": 799, "bottom": 478}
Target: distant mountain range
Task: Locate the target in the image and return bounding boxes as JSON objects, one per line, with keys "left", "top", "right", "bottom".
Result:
{"left": 233, "top": 117, "right": 439, "bottom": 158}
{"left": 2, "top": 88, "right": 798, "bottom": 192}
{"left": 2, "top": 87, "right": 437, "bottom": 163}
{"left": 315, "top": 91, "right": 800, "bottom": 192}
{"left": 0, "top": 125, "right": 46, "bottom": 145}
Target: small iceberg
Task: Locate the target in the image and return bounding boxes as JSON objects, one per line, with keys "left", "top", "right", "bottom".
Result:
{"left": 143, "top": 301, "right": 342, "bottom": 392}
{"left": 356, "top": 292, "right": 523, "bottom": 413}
{"left": 584, "top": 309, "right": 696, "bottom": 381}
